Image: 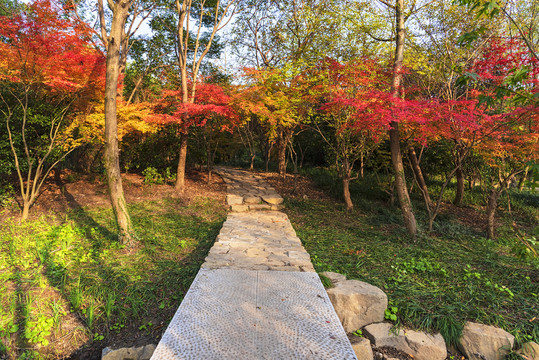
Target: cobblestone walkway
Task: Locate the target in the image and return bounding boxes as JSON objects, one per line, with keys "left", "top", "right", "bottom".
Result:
{"left": 218, "top": 167, "right": 285, "bottom": 212}
{"left": 151, "top": 168, "right": 356, "bottom": 359}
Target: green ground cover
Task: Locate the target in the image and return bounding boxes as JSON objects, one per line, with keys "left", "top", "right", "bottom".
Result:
{"left": 0, "top": 196, "right": 226, "bottom": 359}
{"left": 285, "top": 169, "right": 539, "bottom": 349}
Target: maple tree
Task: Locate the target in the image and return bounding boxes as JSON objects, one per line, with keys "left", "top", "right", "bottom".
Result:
{"left": 149, "top": 80, "right": 237, "bottom": 179}
{"left": 240, "top": 66, "right": 304, "bottom": 178}
{"left": 402, "top": 34, "right": 538, "bottom": 236}
{"left": 461, "top": 36, "right": 539, "bottom": 238}
{"left": 303, "top": 58, "right": 391, "bottom": 209}
{"left": 0, "top": 0, "right": 105, "bottom": 220}
{"left": 72, "top": 100, "right": 157, "bottom": 143}
{"left": 147, "top": 0, "right": 239, "bottom": 192}
{"left": 404, "top": 99, "right": 496, "bottom": 232}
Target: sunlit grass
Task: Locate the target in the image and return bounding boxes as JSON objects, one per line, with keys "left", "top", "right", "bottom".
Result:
{"left": 287, "top": 169, "right": 539, "bottom": 347}
{"left": 0, "top": 196, "right": 226, "bottom": 359}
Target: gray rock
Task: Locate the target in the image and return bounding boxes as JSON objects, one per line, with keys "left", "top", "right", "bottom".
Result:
{"left": 248, "top": 204, "right": 272, "bottom": 211}
{"left": 226, "top": 194, "right": 244, "bottom": 205}
{"left": 518, "top": 341, "right": 539, "bottom": 360}
{"left": 287, "top": 250, "right": 311, "bottom": 261}
{"left": 326, "top": 280, "right": 387, "bottom": 332}
{"left": 351, "top": 337, "right": 373, "bottom": 360}
{"left": 140, "top": 345, "right": 156, "bottom": 360}
{"left": 458, "top": 322, "right": 515, "bottom": 360}
{"left": 230, "top": 204, "right": 249, "bottom": 212}
{"left": 102, "top": 344, "right": 155, "bottom": 360}
{"left": 244, "top": 195, "right": 261, "bottom": 204}
{"left": 321, "top": 271, "right": 347, "bottom": 285}
{"left": 262, "top": 194, "right": 284, "bottom": 205}
{"left": 364, "top": 322, "right": 446, "bottom": 360}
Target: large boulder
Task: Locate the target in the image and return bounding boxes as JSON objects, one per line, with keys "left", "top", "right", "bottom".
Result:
{"left": 458, "top": 322, "right": 515, "bottom": 360}
{"left": 363, "top": 322, "right": 447, "bottom": 360}
{"left": 102, "top": 344, "right": 156, "bottom": 360}
{"left": 351, "top": 337, "right": 373, "bottom": 360}
{"left": 518, "top": 342, "right": 539, "bottom": 360}
{"left": 326, "top": 279, "right": 387, "bottom": 332}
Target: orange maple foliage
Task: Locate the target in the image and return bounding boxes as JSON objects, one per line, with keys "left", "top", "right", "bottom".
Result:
{"left": 0, "top": 0, "right": 105, "bottom": 100}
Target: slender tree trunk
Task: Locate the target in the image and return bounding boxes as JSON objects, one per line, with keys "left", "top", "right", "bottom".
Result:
{"left": 342, "top": 159, "right": 353, "bottom": 210}
{"left": 518, "top": 166, "right": 529, "bottom": 190}
{"left": 207, "top": 142, "right": 212, "bottom": 183}
{"left": 265, "top": 153, "right": 270, "bottom": 172}
{"left": 486, "top": 188, "right": 500, "bottom": 239}
{"left": 408, "top": 146, "right": 431, "bottom": 207}
{"left": 467, "top": 175, "right": 474, "bottom": 190}
{"left": 175, "top": 132, "right": 188, "bottom": 192}
{"left": 360, "top": 153, "right": 364, "bottom": 178}
{"left": 103, "top": 2, "right": 134, "bottom": 244}
{"left": 343, "top": 177, "right": 353, "bottom": 210}
{"left": 389, "top": 0, "right": 417, "bottom": 237}
{"left": 454, "top": 151, "right": 464, "bottom": 205}
{"left": 250, "top": 154, "right": 255, "bottom": 170}
{"left": 277, "top": 130, "right": 287, "bottom": 178}
{"left": 263, "top": 140, "right": 273, "bottom": 172}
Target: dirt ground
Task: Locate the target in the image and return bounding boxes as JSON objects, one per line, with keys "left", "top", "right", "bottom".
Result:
{"left": 1, "top": 168, "right": 226, "bottom": 222}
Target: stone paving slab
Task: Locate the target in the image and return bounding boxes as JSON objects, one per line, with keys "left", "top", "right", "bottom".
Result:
{"left": 202, "top": 211, "right": 315, "bottom": 272}
{"left": 151, "top": 269, "right": 357, "bottom": 360}
{"left": 214, "top": 167, "right": 284, "bottom": 210}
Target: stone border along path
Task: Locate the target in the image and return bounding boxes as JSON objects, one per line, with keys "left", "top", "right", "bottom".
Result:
{"left": 151, "top": 168, "right": 357, "bottom": 359}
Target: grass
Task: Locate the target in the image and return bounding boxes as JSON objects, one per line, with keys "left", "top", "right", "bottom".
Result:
{"left": 286, "top": 168, "right": 539, "bottom": 348}
{"left": 0, "top": 196, "right": 226, "bottom": 359}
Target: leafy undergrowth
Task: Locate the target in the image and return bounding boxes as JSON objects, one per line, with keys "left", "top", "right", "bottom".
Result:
{"left": 0, "top": 196, "right": 227, "bottom": 359}
{"left": 281, "top": 170, "right": 539, "bottom": 349}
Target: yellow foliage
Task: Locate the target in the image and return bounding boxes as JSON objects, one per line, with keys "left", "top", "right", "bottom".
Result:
{"left": 70, "top": 100, "right": 158, "bottom": 143}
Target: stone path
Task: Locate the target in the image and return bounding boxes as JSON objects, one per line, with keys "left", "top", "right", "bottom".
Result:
{"left": 202, "top": 212, "right": 315, "bottom": 272}
{"left": 151, "top": 168, "right": 356, "bottom": 359}
{"left": 218, "top": 167, "right": 284, "bottom": 212}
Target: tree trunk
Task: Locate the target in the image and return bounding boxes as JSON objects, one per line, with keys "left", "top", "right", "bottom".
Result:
{"left": 207, "top": 142, "right": 212, "bottom": 183}
{"left": 21, "top": 202, "right": 30, "bottom": 221}
{"left": 360, "top": 153, "right": 364, "bottom": 178}
{"left": 263, "top": 140, "right": 272, "bottom": 172}
{"left": 343, "top": 177, "right": 353, "bottom": 210}
{"left": 250, "top": 154, "right": 255, "bottom": 170}
{"left": 454, "top": 157, "right": 464, "bottom": 205}
{"left": 265, "top": 154, "right": 270, "bottom": 172}
{"left": 175, "top": 132, "right": 188, "bottom": 192}
{"left": 277, "top": 130, "right": 287, "bottom": 178}
{"left": 518, "top": 166, "right": 529, "bottom": 190}
{"left": 408, "top": 146, "right": 431, "bottom": 207}
{"left": 486, "top": 188, "right": 500, "bottom": 239}
{"left": 467, "top": 175, "right": 474, "bottom": 190}
{"left": 389, "top": 0, "right": 417, "bottom": 237}
{"left": 342, "top": 159, "right": 353, "bottom": 210}
{"left": 103, "top": 2, "right": 134, "bottom": 245}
